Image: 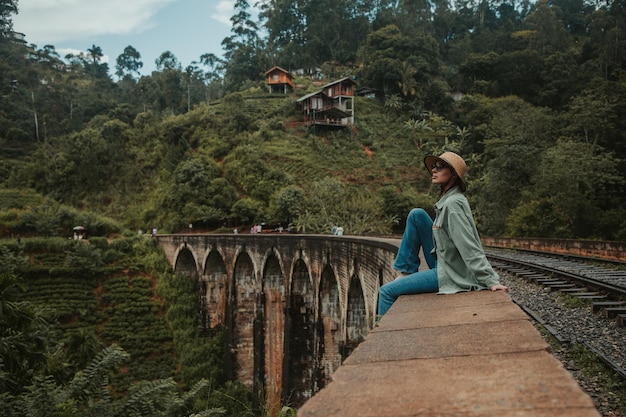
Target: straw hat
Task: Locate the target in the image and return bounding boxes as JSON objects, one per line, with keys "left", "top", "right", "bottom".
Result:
{"left": 423, "top": 151, "right": 467, "bottom": 191}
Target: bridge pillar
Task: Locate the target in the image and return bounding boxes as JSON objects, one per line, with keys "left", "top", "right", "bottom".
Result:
{"left": 155, "top": 234, "right": 400, "bottom": 408}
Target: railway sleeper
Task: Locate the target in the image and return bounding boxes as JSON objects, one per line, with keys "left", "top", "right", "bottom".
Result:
{"left": 508, "top": 268, "right": 534, "bottom": 274}
{"left": 516, "top": 273, "right": 545, "bottom": 281}
{"left": 521, "top": 275, "right": 548, "bottom": 281}
{"left": 541, "top": 280, "right": 570, "bottom": 286}
{"left": 603, "top": 307, "right": 626, "bottom": 319}
{"left": 575, "top": 294, "right": 608, "bottom": 300}
{"left": 517, "top": 270, "right": 540, "bottom": 276}
{"left": 547, "top": 283, "right": 577, "bottom": 291}
{"left": 592, "top": 301, "right": 626, "bottom": 313}
{"left": 560, "top": 287, "right": 589, "bottom": 293}
{"left": 535, "top": 278, "right": 562, "bottom": 284}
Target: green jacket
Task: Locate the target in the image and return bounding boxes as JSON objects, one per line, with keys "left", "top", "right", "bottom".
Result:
{"left": 431, "top": 187, "right": 500, "bottom": 294}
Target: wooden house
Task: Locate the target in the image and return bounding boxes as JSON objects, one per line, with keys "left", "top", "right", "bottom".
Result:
{"left": 297, "top": 77, "right": 356, "bottom": 129}
{"left": 265, "top": 66, "right": 294, "bottom": 94}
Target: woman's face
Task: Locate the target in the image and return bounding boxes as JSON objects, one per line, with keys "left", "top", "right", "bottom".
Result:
{"left": 430, "top": 161, "right": 456, "bottom": 187}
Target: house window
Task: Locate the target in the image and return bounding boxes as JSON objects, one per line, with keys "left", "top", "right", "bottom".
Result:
{"left": 273, "top": 74, "right": 279, "bottom": 81}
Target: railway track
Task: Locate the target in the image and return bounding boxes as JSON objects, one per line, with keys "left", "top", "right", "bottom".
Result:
{"left": 485, "top": 247, "right": 626, "bottom": 384}
{"left": 486, "top": 248, "right": 626, "bottom": 318}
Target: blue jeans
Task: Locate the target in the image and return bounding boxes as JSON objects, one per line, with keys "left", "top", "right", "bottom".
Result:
{"left": 378, "top": 209, "right": 439, "bottom": 317}
{"left": 394, "top": 208, "right": 437, "bottom": 273}
{"left": 377, "top": 269, "right": 438, "bottom": 316}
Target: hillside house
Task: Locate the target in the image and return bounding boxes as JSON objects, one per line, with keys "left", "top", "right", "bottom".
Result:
{"left": 297, "top": 77, "right": 356, "bottom": 129}
{"left": 291, "top": 66, "right": 323, "bottom": 80}
{"left": 265, "top": 66, "right": 294, "bottom": 94}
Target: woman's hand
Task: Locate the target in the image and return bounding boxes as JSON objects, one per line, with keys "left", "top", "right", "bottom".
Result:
{"left": 490, "top": 283, "right": 508, "bottom": 292}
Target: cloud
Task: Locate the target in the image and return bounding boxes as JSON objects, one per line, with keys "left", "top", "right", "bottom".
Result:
{"left": 14, "top": 0, "right": 176, "bottom": 44}
{"left": 210, "top": 1, "right": 263, "bottom": 29}
{"left": 212, "top": 0, "right": 235, "bottom": 26}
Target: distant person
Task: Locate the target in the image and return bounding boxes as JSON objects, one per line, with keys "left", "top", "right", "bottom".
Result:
{"left": 336, "top": 226, "right": 344, "bottom": 236}
{"left": 377, "top": 151, "right": 507, "bottom": 317}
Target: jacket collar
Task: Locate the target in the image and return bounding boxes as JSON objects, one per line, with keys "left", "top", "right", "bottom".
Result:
{"left": 435, "top": 186, "right": 461, "bottom": 209}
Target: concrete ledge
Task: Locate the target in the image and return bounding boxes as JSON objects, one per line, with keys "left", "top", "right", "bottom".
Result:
{"left": 297, "top": 291, "right": 600, "bottom": 417}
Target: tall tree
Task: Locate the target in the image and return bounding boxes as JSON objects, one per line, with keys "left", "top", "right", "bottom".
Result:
{"left": 85, "top": 44, "right": 110, "bottom": 78}
{"left": 115, "top": 45, "right": 143, "bottom": 80}
{"left": 585, "top": 4, "right": 626, "bottom": 81}
{"left": 259, "top": 0, "right": 308, "bottom": 68}
{"left": 0, "top": 0, "right": 18, "bottom": 35}
{"left": 221, "top": 0, "right": 266, "bottom": 92}
{"left": 524, "top": 0, "right": 571, "bottom": 55}
{"left": 397, "top": 0, "right": 434, "bottom": 34}
{"left": 467, "top": 95, "right": 554, "bottom": 235}
{"left": 154, "top": 51, "right": 185, "bottom": 113}
{"left": 262, "top": 0, "right": 373, "bottom": 66}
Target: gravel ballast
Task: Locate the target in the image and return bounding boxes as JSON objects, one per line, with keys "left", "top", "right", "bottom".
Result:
{"left": 499, "top": 271, "right": 626, "bottom": 417}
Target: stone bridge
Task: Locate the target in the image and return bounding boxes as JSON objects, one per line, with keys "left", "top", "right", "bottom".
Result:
{"left": 155, "top": 233, "right": 401, "bottom": 409}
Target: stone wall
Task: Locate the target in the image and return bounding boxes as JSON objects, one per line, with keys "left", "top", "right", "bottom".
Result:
{"left": 483, "top": 237, "right": 626, "bottom": 262}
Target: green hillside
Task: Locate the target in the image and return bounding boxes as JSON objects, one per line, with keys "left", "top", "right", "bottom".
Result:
{"left": 3, "top": 0, "right": 626, "bottom": 414}
{"left": 1, "top": 235, "right": 250, "bottom": 416}
{"left": 3, "top": 0, "right": 626, "bottom": 240}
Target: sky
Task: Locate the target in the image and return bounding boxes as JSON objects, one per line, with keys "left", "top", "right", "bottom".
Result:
{"left": 12, "top": 0, "right": 239, "bottom": 77}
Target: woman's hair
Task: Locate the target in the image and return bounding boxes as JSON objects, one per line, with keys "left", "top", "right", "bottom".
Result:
{"left": 439, "top": 172, "right": 463, "bottom": 196}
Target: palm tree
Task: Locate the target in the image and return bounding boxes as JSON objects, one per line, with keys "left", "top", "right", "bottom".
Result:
{"left": 398, "top": 61, "right": 418, "bottom": 98}
{"left": 87, "top": 44, "right": 103, "bottom": 66}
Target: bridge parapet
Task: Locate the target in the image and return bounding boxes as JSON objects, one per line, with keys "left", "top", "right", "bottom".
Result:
{"left": 483, "top": 237, "right": 626, "bottom": 262}
{"left": 154, "top": 233, "right": 400, "bottom": 408}
{"left": 298, "top": 291, "right": 601, "bottom": 417}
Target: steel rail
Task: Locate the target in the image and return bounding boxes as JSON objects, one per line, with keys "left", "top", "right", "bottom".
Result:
{"left": 486, "top": 251, "right": 626, "bottom": 299}
{"left": 487, "top": 250, "right": 626, "bottom": 383}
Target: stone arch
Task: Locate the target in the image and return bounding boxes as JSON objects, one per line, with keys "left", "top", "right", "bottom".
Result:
{"left": 285, "top": 258, "right": 315, "bottom": 408}
{"left": 261, "top": 253, "right": 286, "bottom": 416}
{"left": 174, "top": 245, "right": 198, "bottom": 277}
{"left": 345, "top": 260, "right": 367, "bottom": 358}
{"left": 153, "top": 234, "right": 402, "bottom": 404}
{"left": 317, "top": 263, "right": 341, "bottom": 389}
{"left": 231, "top": 251, "right": 257, "bottom": 388}
{"left": 202, "top": 249, "right": 228, "bottom": 331}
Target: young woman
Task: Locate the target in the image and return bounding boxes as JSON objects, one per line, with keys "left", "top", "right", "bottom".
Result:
{"left": 377, "top": 151, "right": 507, "bottom": 317}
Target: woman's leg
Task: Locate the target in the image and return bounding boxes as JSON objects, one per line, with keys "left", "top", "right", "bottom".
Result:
{"left": 393, "top": 208, "right": 437, "bottom": 273}
{"left": 377, "top": 268, "right": 438, "bottom": 317}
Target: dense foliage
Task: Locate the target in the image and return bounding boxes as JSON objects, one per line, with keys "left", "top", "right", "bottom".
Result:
{"left": 2, "top": 0, "right": 626, "bottom": 239}
{"left": 0, "top": 235, "right": 251, "bottom": 416}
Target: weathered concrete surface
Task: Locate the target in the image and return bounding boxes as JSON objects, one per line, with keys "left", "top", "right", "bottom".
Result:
{"left": 297, "top": 291, "right": 601, "bottom": 417}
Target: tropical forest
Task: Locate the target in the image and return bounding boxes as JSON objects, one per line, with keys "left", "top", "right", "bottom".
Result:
{"left": 1, "top": 0, "right": 625, "bottom": 415}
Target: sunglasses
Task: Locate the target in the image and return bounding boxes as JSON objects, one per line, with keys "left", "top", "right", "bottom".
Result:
{"left": 430, "top": 162, "right": 449, "bottom": 171}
